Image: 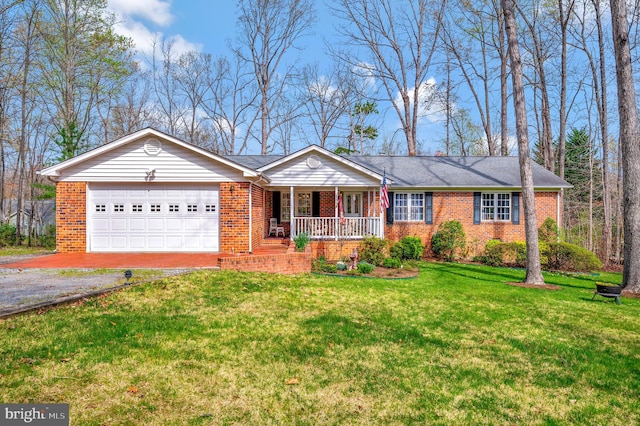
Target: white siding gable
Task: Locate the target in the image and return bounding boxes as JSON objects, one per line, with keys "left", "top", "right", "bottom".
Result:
{"left": 57, "top": 137, "right": 247, "bottom": 182}
{"left": 265, "top": 152, "right": 379, "bottom": 187}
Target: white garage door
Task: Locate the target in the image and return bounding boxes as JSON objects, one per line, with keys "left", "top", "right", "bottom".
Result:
{"left": 88, "top": 183, "right": 219, "bottom": 252}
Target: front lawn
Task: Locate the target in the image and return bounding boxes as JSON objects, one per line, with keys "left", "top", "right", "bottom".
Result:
{"left": 1, "top": 263, "right": 638, "bottom": 425}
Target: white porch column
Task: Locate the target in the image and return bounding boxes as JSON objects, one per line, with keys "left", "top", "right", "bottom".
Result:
{"left": 290, "top": 186, "right": 295, "bottom": 239}
{"left": 335, "top": 186, "right": 339, "bottom": 241}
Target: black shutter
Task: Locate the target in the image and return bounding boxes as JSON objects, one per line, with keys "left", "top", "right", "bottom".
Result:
{"left": 312, "top": 191, "right": 321, "bottom": 217}
{"left": 512, "top": 192, "right": 520, "bottom": 224}
{"left": 473, "top": 192, "right": 481, "bottom": 224}
{"left": 386, "top": 191, "right": 394, "bottom": 224}
{"left": 425, "top": 192, "right": 433, "bottom": 224}
{"left": 273, "top": 191, "right": 281, "bottom": 222}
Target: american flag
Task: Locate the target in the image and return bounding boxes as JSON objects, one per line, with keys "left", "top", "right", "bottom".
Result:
{"left": 380, "top": 172, "right": 389, "bottom": 209}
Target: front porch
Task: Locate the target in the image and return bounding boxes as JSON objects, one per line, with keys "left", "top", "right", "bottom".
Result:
{"left": 292, "top": 216, "right": 382, "bottom": 240}
{"left": 267, "top": 187, "right": 385, "bottom": 241}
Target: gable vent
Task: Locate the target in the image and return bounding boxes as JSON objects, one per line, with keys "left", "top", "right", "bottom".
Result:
{"left": 144, "top": 138, "right": 163, "bottom": 155}
{"left": 306, "top": 155, "right": 321, "bottom": 169}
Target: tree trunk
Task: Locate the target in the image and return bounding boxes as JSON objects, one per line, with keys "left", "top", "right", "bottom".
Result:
{"left": 610, "top": 0, "right": 640, "bottom": 292}
{"left": 502, "top": 0, "right": 544, "bottom": 284}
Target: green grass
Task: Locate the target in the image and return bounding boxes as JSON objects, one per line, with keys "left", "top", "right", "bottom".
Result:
{"left": 0, "top": 262, "right": 638, "bottom": 425}
{"left": 0, "top": 246, "right": 52, "bottom": 256}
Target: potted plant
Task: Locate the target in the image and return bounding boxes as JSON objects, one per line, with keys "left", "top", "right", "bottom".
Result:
{"left": 293, "top": 232, "right": 310, "bottom": 252}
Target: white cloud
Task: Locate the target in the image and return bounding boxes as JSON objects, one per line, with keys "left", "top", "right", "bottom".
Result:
{"left": 394, "top": 77, "right": 448, "bottom": 124}
{"left": 108, "top": 0, "right": 201, "bottom": 59}
{"left": 108, "top": 0, "right": 173, "bottom": 26}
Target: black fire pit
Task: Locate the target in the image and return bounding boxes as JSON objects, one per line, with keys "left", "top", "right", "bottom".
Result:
{"left": 592, "top": 283, "right": 623, "bottom": 305}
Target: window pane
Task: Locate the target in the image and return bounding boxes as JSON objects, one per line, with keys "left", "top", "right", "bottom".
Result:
{"left": 281, "top": 193, "right": 291, "bottom": 221}
{"left": 297, "top": 193, "right": 311, "bottom": 217}
{"left": 481, "top": 193, "right": 495, "bottom": 221}
{"left": 394, "top": 193, "right": 408, "bottom": 221}
{"left": 496, "top": 193, "right": 510, "bottom": 220}
{"left": 410, "top": 193, "right": 424, "bottom": 221}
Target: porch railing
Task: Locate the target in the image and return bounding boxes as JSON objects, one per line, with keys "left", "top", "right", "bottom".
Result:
{"left": 292, "top": 217, "right": 381, "bottom": 240}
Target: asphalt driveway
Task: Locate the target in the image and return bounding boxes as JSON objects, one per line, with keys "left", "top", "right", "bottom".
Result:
{"left": 0, "top": 253, "right": 193, "bottom": 316}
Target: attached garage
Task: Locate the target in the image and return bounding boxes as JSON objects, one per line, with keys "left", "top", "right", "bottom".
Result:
{"left": 88, "top": 183, "right": 219, "bottom": 252}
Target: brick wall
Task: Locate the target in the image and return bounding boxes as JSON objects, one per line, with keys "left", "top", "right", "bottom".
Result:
{"left": 56, "top": 181, "right": 87, "bottom": 252}
{"left": 251, "top": 184, "right": 265, "bottom": 252}
{"left": 385, "top": 191, "right": 559, "bottom": 258}
{"left": 219, "top": 182, "right": 251, "bottom": 254}
{"left": 311, "top": 240, "right": 360, "bottom": 261}
{"left": 319, "top": 191, "right": 335, "bottom": 217}
{"left": 218, "top": 242, "right": 312, "bottom": 274}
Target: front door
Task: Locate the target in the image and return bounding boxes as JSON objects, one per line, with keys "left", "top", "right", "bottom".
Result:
{"left": 344, "top": 192, "right": 362, "bottom": 217}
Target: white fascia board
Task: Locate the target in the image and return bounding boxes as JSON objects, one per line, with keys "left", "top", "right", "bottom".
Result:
{"left": 38, "top": 128, "right": 258, "bottom": 178}
{"left": 257, "top": 144, "right": 386, "bottom": 181}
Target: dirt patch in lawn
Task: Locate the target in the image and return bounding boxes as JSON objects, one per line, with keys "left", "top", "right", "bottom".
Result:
{"left": 505, "top": 281, "right": 562, "bottom": 290}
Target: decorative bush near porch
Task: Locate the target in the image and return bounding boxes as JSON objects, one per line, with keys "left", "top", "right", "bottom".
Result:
{"left": 1, "top": 264, "right": 637, "bottom": 424}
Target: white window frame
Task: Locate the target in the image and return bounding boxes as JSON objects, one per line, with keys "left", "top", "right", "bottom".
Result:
{"left": 394, "top": 192, "right": 424, "bottom": 222}
{"left": 281, "top": 192, "right": 291, "bottom": 222}
{"left": 296, "top": 192, "right": 311, "bottom": 217}
{"left": 482, "top": 193, "right": 511, "bottom": 222}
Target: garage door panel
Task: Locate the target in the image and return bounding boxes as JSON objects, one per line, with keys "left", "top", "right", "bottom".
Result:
{"left": 147, "top": 218, "right": 164, "bottom": 231}
{"left": 111, "top": 236, "right": 127, "bottom": 249}
{"left": 129, "top": 218, "right": 146, "bottom": 231}
{"left": 89, "top": 184, "right": 219, "bottom": 252}
{"left": 111, "top": 219, "right": 127, "bottom": 231}
{"left": 165, "top": 218, "right": 183, "bottom": 232}
{"left": 129, "top": 236, "right": 146, "bottom": 249}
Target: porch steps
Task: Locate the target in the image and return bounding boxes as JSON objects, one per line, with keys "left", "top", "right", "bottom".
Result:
{"left": 217, "top": 240, "right": 312, "bottom": 274}
{"left": 261, "top": 237, "right": 290, "bottom": 246}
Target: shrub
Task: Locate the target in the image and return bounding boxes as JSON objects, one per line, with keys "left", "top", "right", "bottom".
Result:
{"left": 431, "top": 220, "right": 466, "bottom": 261}
{"left": 389, "top": 242, "right": 404, "bottom": 260}
{"left": 0, "top": 223, "right": 17, "bottom": 247}
{"left": 357, "top": 236, "right": 388, "bottom": 266}
{"left": 357, "top": 261, "right": 375, "bottom": 274}
{"left": 544, "top": 242, "right": 602, "bottom": 272}
{"left": 382, "top": 257, "right": 402, "bottom": 269}
{"left": 312, "top": 257, "right": 337, "bottom": 273}
{"left": 479, "top": 241, "right": 526, "bottom": 267}
{"left": 38, "top": 225, "right": 56, "bottom": 250}
{"left": 391, "top": 236, "right": 424, "bottom": 261}
{"left": 480, "top": 240, "right": 504, "bottom": 267}
{"left": 293, "top": 232, "right": 309, "bottom": 251}
{"left": 336, "top": 261, "right": 347, "bottom": 271}
{"left": 539, "top": 217, "right": 559, "bottom": 244}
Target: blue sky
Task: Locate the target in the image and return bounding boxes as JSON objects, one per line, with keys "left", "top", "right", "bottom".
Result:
{"left": 108, "top": 0, "right": 334, "bottom": 70}
{"left": 106, "top": 0, "right": 452, "bottom": 154}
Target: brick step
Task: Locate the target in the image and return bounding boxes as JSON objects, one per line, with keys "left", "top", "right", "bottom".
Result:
{"left": 262, "top": 237, "right": 290, "bottom": 245}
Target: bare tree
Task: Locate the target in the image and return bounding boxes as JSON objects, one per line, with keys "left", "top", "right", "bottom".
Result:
{"left": 235, "top": 0, "right": 315, "bottom": 155}
{"left": 38, "top": 0, "right": 132, "bottom": 157}
{"left": 332, "top": 0, "right": 446, "bottom": 156}
{"left": 439, "top": 0, "right": 504, "bottom": 155}
{"left": 205, "top": 54, "right": 259, "bottom": 155}
{"left": 502, "top": 0, "right": 544, "bottom": 284}
{"left": 610, "top": 0, "right": 640, "bottom": 292}
{"left": 299, "top": 63, "right": 353, "bottom": 149}
{"left": 173, "top": 50, "right": 212, "bottom": 145}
